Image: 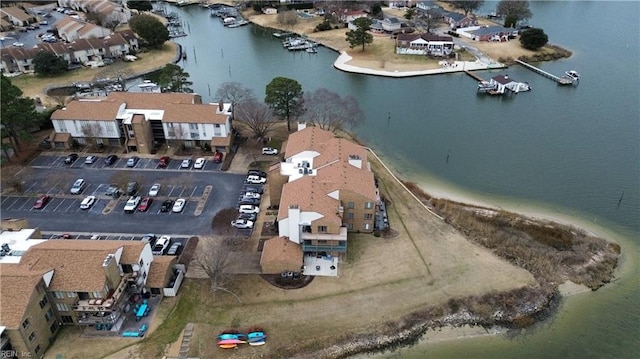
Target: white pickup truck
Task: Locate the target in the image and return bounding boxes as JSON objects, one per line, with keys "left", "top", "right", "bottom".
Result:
{"left": 124, "top": 196, "right": 141, "bottom": 213}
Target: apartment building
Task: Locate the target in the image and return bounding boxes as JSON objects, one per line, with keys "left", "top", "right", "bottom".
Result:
{"left": 261, "top": 125, "right": 381, "bottom": 277}
{"left": 0, "top": 235, "right": 181, "bottom": 357}
{"left": 49, "top": 92, "right": 234, "bottom": 154}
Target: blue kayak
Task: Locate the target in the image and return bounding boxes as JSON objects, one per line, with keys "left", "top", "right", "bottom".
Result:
{"left": 248, "top": 335, "right": 266, "bottom": 343}
{"left": 248, "top": 331, "right": 265, "bottom": 338}
{"left": 217, "top": 333, "right": 247, "bottom": 340}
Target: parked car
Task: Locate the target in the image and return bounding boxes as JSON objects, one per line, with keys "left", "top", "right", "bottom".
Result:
{"left": 231, "top": 219, "right": 254, "bottom": 229}
{"left": 193, "top": 157, "right": 206, "bottom": 169}
{"left": 244, "top": 185, "right": 263, "bottom": 194}
{"left": 246, "top": 175, "right": 267, "bottom": 184}
{"left": 148, "top": 183, "right": 161, "bottom": 197}
{"left": 262, "top": 147, "right": 279, "bottom": 155}
{"left": 160, "top": 199, "right": 174, "bottom": 212}
{"left": 80, "top": 195, "right": 96, "bottom": 210}
{"left": 105, "top": 184, "right": 120, "bottom": 197}
{"left": 167, "top": 242, "right": 182, "bottom": 256}
{"left": 64, "top": 153, "right": 79, "bottom": 164}
{"left": 33, "top": 194, "right": 50, "bottom": 209}
{"left": 104, "top": 155, "right": 118, "bottom": 166}
{"left": 126, "top": 156, "right": 140, "bottom": 167}
{"left": 70, "top": 178, "right": 86, "bottom": 194}
{"left": 247, "top": 169, "right": 267, "bottom": 178}
{"left": 181, "top": 159, "right": 192, "bottom": 169}
{"left": 138, "top": 197, "right": 153, "bottom": 212}
{"left": 243, "top": 192, "right": 261, "bottom": 199}
{"left": 84, "top": 155, "right": 98, "bottom": 164}
{"left": 126, "top": 181, "right": 139, "bottom": 196}
{"left": 124, "top": 196, "right": 141, "bottom": 213}
{"left": 141, "top": 234, "right": 156, "bottom": 244}
{"left": 239, "top": 198, "right": 260, "bottom": 206}
{"left": 12, "top": 42, "right": 24, "bottom": 47}
{"left": 213, "top": 151, "right": 224, "bottom": 163}
{"left": 158, "top": 156, "right": 170, "bottom": 168}
{"left": 237, "top": 213, "right": 257, "bottom": 222}
{"left": 152, "top": 235, "right": 171, "bottom": 255}
{"left": 238, "top": 204, "right": 259, "bottom": 214}
{"left": 172, "top": 198, "right": 186, "bottom": 213}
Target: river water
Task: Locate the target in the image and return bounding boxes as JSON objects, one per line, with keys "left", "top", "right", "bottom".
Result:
{"left": 164, "top": 1, "right": 639, "bottom": 357}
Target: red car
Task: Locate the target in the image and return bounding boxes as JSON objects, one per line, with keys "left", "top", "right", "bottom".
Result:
{"left": 213, "top": 151, "right": 223, "bottom": 163}
{"left": 33, "top": 195, "right": 50, "bottom": 209}
{"left": 138, "top": 197, "right": 153, "bottom": 212}
{"left": 158, "top": 156, "right": 170, "bottom": 168}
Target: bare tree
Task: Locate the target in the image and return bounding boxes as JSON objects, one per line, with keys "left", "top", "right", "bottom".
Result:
{"left": 50, "top": 94, "right": 71, "bottom": 107}
{"left": 192, "top": 237, "right": 240, "bottom": 301}
{"left": 81, "top": 122, "right": 104, "bottom": 147}
{"left": 233, "top": 98, "right": 278, "bottom": 142}
{"left": 167, "top": 123, "right": 187, "bottom": 152}
{"left": 301, "top": 88, "right": 365, "bottom": 132}
{"left": 277, "top": 10, "right": 298, "bottom": 28}
{"left": 214, "top": 82, "right": 255, "bottom": 117}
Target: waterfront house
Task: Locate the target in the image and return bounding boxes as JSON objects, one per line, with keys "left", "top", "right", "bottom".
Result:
{"left": 382, "top": 17, "right": 402, "bottom": 32}
{"left": 57, "top": 0, "right": 131, "bottom": 25}
{"left": 395, "top": 33, "right": 454, "bottom": 56}
{"left": 467, "top": 25, "right": 517, "bottom": 42}
{"left": 50, "top": 92, "right": 234, "bottom": 153}
{"left": 261, "top": 125, "right": 381, "bottom": 277}
{"left": 262, "top": 7, "right": 277, "bottom": 15}
{"left": 340, "top": 9, "right": 368, "bottom": 23}
{"left": 444, "top": 11, "right": 477, "bottom": 29}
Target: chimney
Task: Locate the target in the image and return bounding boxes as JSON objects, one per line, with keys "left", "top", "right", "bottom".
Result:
{"left": 297, "top": 122, "right": 307, "bottom": 131}
{"left": 218, "top": 99, "right": 223, "bottom": 112}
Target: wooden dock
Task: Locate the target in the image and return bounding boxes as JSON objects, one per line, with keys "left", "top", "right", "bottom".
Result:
{"left": 464, "top": 70, "right": 484, "bottom": 82}
{"left": 465, "top": 71, "right": 502, "bottom": 95}
{"left": 515, "top": 60, "right": 573, "bottom": 85}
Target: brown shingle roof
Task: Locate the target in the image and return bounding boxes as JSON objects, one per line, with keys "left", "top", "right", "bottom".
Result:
{"left": 146, "top": 255, "right": 176, "bottom": 288}
{"left": 278, "top": 176, "right": 342, "bottom": 226}
{"left": 284, "top": 127, "right": 335, "bottom": 158}
{"left": 260, "top": 236, "right": 303, "bottom": 269}
{"left": 0, "top": 6, "right": 34, "bottom": 22}
{"left": 51, "top": 99, "right": 123, "bottom": 121}
{"left": 19, "top": 240, "right": 145, "bottom": 292}
{"left": 0, "top": 264, "right": 48, "bottom": 329}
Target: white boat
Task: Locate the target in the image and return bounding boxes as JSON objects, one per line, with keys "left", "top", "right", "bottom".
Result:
{"left": 565, "top": 70, "right": 580, "bottom": 81}
{"left": 306, "top": 47, "right": 317, "bottom": 54}
{"left": 138, "top": 80, "right": 158, "bottom": 89}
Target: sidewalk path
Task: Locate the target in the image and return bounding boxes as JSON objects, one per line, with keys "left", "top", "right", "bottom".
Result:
{"left": 333, "top": 51, "right": 506, "bottom": 78}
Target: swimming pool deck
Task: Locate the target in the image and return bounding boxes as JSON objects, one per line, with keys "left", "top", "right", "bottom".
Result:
{"left": 333, "top": 51, "right": 506, "bottom": 78}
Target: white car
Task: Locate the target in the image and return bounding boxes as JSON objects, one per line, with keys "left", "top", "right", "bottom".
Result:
{"left": 124, "top": 196, "right": 141, "bottom": 213}
{"left": 238, "top": 204, "right": 259, "bottom": 214}
{"left": 231, "top": 219, "right": 254, "bottom": 229}
{"left": 148, "top": 183, "right": 161, "bottom": 197}
{"left": 84, "top": 155, "right": 97, "bottom": 164}
{"left": 193, "top": 157, "right": 206, "bottom": 169}
{"left": 246, "top": 175, "right": 267, "bottom": 184}
{"left": 70, "top": 178, "right": 86, "bottom": 194}
{"left": 12, "top": 42, "right": 24, "bottom": 47}
{"left": 172, "top": 198, "right": 186, "bottom": 213}
{"left": 152, "top": 235, "right": 171, "bottom": 255}
{"left": 243, "top": 192, "right": 261, "bottom": 200}
{"left": 262, "top": 147, "right": 278, "bottom": 155}
{"left": 181, "top": 159, "right": 192, "bottom": 169}
{"left": 80, "top": 196, "right": 96, "bottom": 210}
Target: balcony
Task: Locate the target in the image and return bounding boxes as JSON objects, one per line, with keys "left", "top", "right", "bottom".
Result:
{"left": 300, "top": 226, "right": 347, "bottom": 242}
{"left": 73, "top": 273, "right": 132, "bottom": 312}
{"left": 77, "top": 311, "right": 120, "bottom": 325}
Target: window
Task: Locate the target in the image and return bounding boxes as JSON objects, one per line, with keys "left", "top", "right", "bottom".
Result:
{"left": 347, "top": 223, "right": 353, "bottom": 230}
{"left": 140, "top": 259, "right": 144, "bottom": 267}
{"left": 122, "top": 264, "right": 133, "bottom": 273}
{"left": 318, "top": 240, "right": 328, "bottom": 244}
{"left": 58, "top": 122, "right": 67, "bottom": 132}
{"left": 50, "top": 322, "right": 59, "bottom": 334}
{"left": 365, "top": 202, "right": 374, "bottom": 209}
{"left": 56, "top": 303, "right": 70, "bottom": 312}
{"left": 105, "top": 125, "right": 116, "bottom": 136}
{"left": 44, "top": 308, "right": 54, "bottom": 322}
{"left": 22, "top": 319, "right": 30, "bottom": 329}
{"left": 35, "top": 345, "right": 41, "bottom": 354}
{"left": 318, "top": 226, "right": 327, "bottom": 233}
{"left": 28, "top": 332, "right": 36, "bottom": 341}
{"left": 61, "top": 316, "right": 74, "bottom": 324}
{"left": 66, "top": 292, "right": 75, "bottom": 298}
{"left": 346, "top": 212, "right": 354, "bottom": 220}
{"left": 347, "top": 202, "right": 354, "bottom": 209}
{"left": 364, "top": 213, "right": 373, "bottom": 220}
{"left": 92, "top": 292, "right": 101, "bottom": 298}
{"left": 189, "top": 123, "right": 198, "bottom": 130}
{"left": 39, "top": 296, "right": 48, "bottom": 309}
{"left": 363, "top": 223, "right": 371, "bottom": 231}
{"left": 54, "top": 291, "right": 64, "bottom": 299}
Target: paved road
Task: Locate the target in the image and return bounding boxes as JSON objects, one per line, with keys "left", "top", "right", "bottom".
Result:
{"left": 2, "top": 154, "right": 259, "bottom": 236}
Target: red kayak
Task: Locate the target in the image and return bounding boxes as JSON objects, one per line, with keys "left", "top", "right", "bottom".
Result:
{"left": 217, "top": 339, "right": 246, "bottom": 345}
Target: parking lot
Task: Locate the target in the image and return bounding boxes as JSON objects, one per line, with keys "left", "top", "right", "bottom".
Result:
{"left": 1, "top": 154, "right": 256, "bottom": 236}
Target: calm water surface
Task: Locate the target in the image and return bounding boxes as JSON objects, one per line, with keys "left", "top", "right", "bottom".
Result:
{"left": 165, "top": 1, "right": 638, "bottom": 357}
